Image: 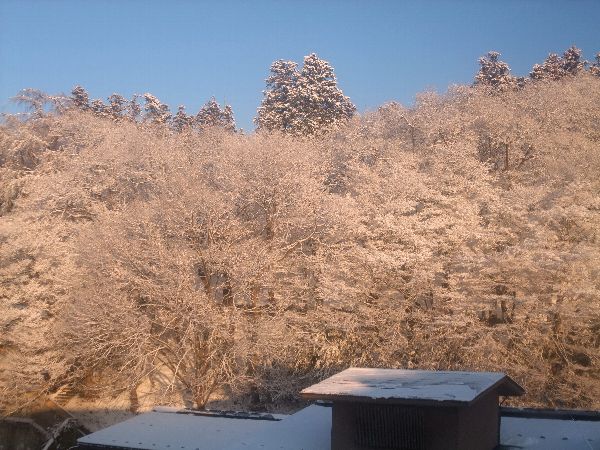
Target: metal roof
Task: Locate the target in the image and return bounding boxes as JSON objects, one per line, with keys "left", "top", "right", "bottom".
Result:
{"left": 300, "top": 367, "right": 524, "bottom": 406}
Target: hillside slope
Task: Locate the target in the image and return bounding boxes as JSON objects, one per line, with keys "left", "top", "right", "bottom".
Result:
{"left": 1, "top": 75, "right": 599, "bottom": 413}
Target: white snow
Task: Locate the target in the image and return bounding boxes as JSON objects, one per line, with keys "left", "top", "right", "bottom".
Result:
{"left": 78, "top": 404, "right": 600, "bottom": 450}
{"left": 78, "top": 405, "right": 330, "bottom": 450}
{"left": 500, "top": 416, "right": 600, "bottom": 449}
{"left": 300, "top": 367, "right": 512, "bottom": 404}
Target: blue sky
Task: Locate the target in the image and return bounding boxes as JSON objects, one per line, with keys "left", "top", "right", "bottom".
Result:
{"left": 1, "top": 0, "right": 599, "bottom": 131}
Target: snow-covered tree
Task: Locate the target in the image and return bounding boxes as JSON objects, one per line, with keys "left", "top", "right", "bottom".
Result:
{"left": 562, "top": 46, "right": 585, "bottom": 75}
{"left": 530, "top": 46, "right": 584, "bottom": 81}
{"left": 255, "top": 60, "right": 300, "bottom": 133}
{"left": 107, "top": 94, "right": 127, "bottom": 120}
{"left": 6, "top": 53, "right": 600, "bottom": 414}
{"left": 71, "top": 85, "right": 90, "bottom": 111}
{"left": 127, "top": 95, "right": 142, "bottom": 122}
{"left": 590, "top": 53, "right": 600, "bottom": 77}
{"left": 195, "top": 98, "right": 236, "bottom": 131}
{"left": 255, "top": 53, "right": 355, "bottom": 135}
{"left": 296, "top": 53, "right": 356, "bottom": 134}
{"left": 172, "top": 105, "right": 194, "bottom": 132}
{"left": 530, "top": 53, "right": 564, "bottom": 80}
{"left": 12, "top": 89, "right": 51, "bottom": 118}
{"left": 143, "top": 93, "right": 171, "bottom": 125}
{"left": 90, "top": 99, "right": 109, "bottom": 118}
{"left": 474, "top": 51, "right": 519, "bottom": 91}
{"left": 221, "top": 105, "right": 235, "bottom": 131}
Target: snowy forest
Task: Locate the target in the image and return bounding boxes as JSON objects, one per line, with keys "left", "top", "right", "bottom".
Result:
{"left": 1, "top": 47, "right": 600, "bottom": 417}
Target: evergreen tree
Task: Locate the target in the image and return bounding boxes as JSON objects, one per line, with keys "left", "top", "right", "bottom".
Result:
{"left": 474, "top": 51, "right": 519, "bottom": 91}
{"left": 530, "top": 46, "right": 584, "bottom": 81}
{"left": 90, "top": 99, "right": 109, "bottom": 118}
{"left": 562, "top": 46, "right": 584, "bottom": 75}
{"left": 255, "top": 53, "right": 355, "bottom": 135}
{"left": 221, "top": 105, "right": 236, "bottom": 132}
{"left": 195, "top": 98, "right": 236, "bottom": 131}
{"left": 255, "top": 60, "right": 299, "bottom": 133}
{"left": 128, "top": 95, "right": 142, "bottom": 122}
{"left": 530, "top": 53, "right": 564, "bottom": 80}
{"left": 172, "top": 105, "right": 194, "bottom": 132}
{"left": 296, "top": 53, "right": 356, "bottom": 135}
{"left": 107, "top": 93, "right": 127, "bottom": 120}
{"left": 590, "top": 53, "right": 600, "bottom": 77}
{"left": 143, "top": 93, "right": 171, "bottom": 125}
{"left": 71, "top": 85, "right": 90, "bottom": 111}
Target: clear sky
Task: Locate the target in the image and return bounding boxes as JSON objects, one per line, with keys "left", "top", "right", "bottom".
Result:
{"left": 1, "top": 0, "right": 599, "bottom": 131}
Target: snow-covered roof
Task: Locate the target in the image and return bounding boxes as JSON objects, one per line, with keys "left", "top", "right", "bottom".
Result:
{"left": 77, "top": 404, "right": 600, "bottom": 450}
{"left": 77, "top": 405, "right": 330, "bottom": 450}
{"left": 500, "top": 416, "right": 600, "bottom": 449}
{"left": 300, "top": 367, "right": 524, "bottom": 405}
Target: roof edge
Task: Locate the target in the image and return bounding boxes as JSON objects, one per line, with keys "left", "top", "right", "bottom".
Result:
{"left": 495, "top": 374, "right": 526, "bottom": 397}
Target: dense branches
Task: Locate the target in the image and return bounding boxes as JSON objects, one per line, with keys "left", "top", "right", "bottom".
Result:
{"left": 2, "top": 74, "right": 599, "bottom": 413}
{"left": 2, "top": 48, "right": 600, "bottom": 414}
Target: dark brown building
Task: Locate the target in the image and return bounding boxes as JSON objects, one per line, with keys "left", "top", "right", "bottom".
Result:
{"left": 300, "top": 367, "right": 525, "bottom": 450}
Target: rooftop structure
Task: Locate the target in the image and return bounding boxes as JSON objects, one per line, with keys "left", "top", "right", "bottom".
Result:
{"left": 300, "top": 367, "right": 524, "bottom": 405}
{"left": 75, "top": 368, "right": 600, "bottom": 450}
{"left": 300, "top": 368, "right": 524, "bottom": 450}
{"left": 76, "top": 405, "right": 331, "bottom": 450}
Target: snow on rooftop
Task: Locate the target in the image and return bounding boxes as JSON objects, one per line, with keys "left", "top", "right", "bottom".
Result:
{"left": 77, "top": 405, "right": 600, "bottom": 450}
{"left": 500, "top": 416, "right": 600, "bottom": 449}
{"left": 77, "top": 410, "right": 276, "bottom": 450}
{"left": 77, "top": 405, "right": 331, "bottom": 450}
{"left": 300, "top": 367, "right": 523, "bottom": 404}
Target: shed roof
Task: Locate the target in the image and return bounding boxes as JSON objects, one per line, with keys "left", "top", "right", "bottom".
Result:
{"left": 300, "top": 367, "right": 524, "bottom": 406}
{"left": 77, "top": 405, "right": 331, "bottom": 450}
{"left": 77, "top": 405, "right": 600, "bottom": 450}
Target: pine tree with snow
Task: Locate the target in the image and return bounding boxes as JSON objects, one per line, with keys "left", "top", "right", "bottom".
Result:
{"left": 530, "top": 46, "right": 584, "bottom": 81}
{"left": 255, "top": 60, "right": 300, "bottom": 133}
{"left": 143, "top": 93, "right": 171, "bottom": 125}
{"left": 296, "top": 53, "right": 356, "bottom": 135}
{"left": 128, "top": 95, "right": 142, "bottom": 122}
{"left": 172, "top": 105, "right": 194, "bottom": 132}
{"left": 195, "top": 98, "right": 236, "bottom": 131}
{"left": 71, "top": 85, "right": 90, "bottom": 111}
{"left": 221, "top": 105, "right": 236, "bottom": 132}
{"left": 90, "top": 98, "right": 109, "bottom": 118}
{"left": 590, "top": 53, "right": 600, "bottom": 77}
{"left": 562, "top": 46, "right": 584, "bottom": 75}
{"left": 474, "top": 52, "right": 518, "bottom": 91}
{"left": 107, "top": 93, "right": 127, "bottom": 120}
{"left": 255, "top": 54, "right": 355, "bottom": 135}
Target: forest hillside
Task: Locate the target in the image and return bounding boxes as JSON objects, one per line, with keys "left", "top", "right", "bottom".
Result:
{"left": 1, "top": 73, "right": 600, "bottom": 414}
